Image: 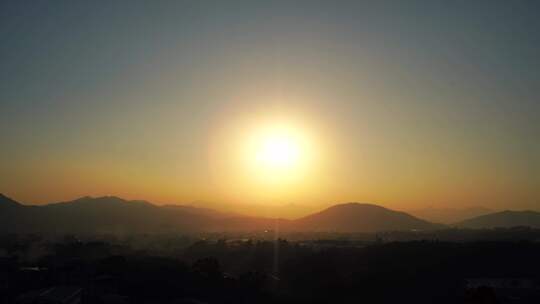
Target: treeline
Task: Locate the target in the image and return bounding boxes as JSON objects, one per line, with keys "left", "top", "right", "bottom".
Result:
{"left": 1, "top": 235, "right": 540, "bottom": 303}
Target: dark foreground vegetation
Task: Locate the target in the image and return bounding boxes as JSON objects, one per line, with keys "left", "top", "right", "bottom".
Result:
{"left": 2, "top": 230, "right": 540, "bottom": 304}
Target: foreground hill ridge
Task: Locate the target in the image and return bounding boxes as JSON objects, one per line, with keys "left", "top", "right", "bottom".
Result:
{"left": 1, "top": 194, "right": 539, "bottom": 233}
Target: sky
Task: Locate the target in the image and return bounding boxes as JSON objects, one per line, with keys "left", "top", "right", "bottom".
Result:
{"left": 1, "top": 1, "right": 539, "bottom": 216}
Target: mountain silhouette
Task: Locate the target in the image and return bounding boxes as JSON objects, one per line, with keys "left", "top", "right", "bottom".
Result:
{"left": 293, "top": 203, "right": 443, "bottom": 232}
{"left": 0, "top": 193, "right": 22, "bottom": 208}
{"left": 0, "top": 196, "right": 444, "bottom": 234}
{"left": 0, "top": 196, "right": 216, "bottom": 234}
{"left": 162, "top": 204, "right": 241, "bottom": 219}
{"left": 456, "top": 210, "right": 540, "bottom": 228}
{"left": 408, "top": 206, "right": 492, "bottom": 224}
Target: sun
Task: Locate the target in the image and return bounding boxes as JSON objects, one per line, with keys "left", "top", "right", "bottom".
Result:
{"left": 256, "top": 133, "right": 300, "bottom": 169}
{"left": 245, "top": 122, "right": 310, "bottom": 179}
{"left": 210, "top": 114, "right": 323, "bottom": 199}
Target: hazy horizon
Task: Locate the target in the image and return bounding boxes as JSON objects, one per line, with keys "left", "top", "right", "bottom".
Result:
{"left": 1, "top": 1, "right": 539, "bottom": 216}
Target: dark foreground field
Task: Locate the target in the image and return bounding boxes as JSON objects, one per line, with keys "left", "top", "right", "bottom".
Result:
{"left": 2, "top": 231, "right": 540, "bottom": 304}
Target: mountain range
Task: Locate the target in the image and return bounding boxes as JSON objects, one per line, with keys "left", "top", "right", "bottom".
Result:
{"left": 1, "top": 194, "right": 539, "bottom": 234}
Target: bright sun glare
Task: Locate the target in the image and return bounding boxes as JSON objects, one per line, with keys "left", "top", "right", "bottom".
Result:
{"left": 245, "top": 122, "right": 310, "bottom": 180}
{"left": 256, "top": 133, "right": 300, "bottom": 169}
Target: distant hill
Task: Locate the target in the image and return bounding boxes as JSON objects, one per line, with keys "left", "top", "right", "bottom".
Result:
{"left": 162, "top": 204, "right": 241, "bottom": 219}
{"left": 185, "top": 201, "right": 319, "bottom": 220}
{"left": 292, "top": 203, "right": 443, "bottom": 232}
{"left": 456, "top": 210, "right": 540, "bottom": 229}
{"left": 408, "top": 206, "right": 492, "bottom": 224}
